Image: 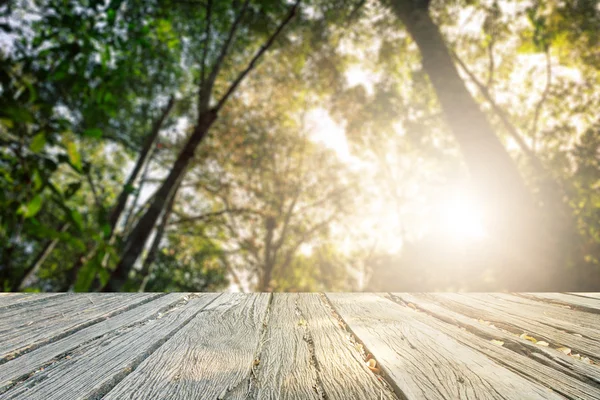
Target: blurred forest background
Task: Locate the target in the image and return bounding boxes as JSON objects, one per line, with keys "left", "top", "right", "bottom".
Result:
{"left": 0, "top": 0, "right": 598, "bottom": 293}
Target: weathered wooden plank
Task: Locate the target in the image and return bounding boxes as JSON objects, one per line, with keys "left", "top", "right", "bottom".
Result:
{"left": 0, "top": 293, "right": 130, "bottom": 333}
{"left": 0, "top": 293, "right": 123, "bottom": 326}
{"left": 102, "top": 293, "right": 270, "bottom": 400}
{"left": 0, "top": 293, "right": 160, "bottom": 361}
{"left": 394, "top": 293, "right": 600, "bottom": 395}
{"left": 296, "top": 293, "right": 398, "bottom": 400}
{"left": 251, "top": 293, "right": 397, "bottom": 400}
{"left": 487, "top": 293, "right": 600, "bottom": 332}
{"left": 0, "top": 294, "right": 68, "bottom": 310}
{"left": 431, "top": 293, "right": 600, "bottom": 359}
{"left": 568, "top": 293, "right": 600, "bottom": 300}
{"left": 0, "top": 294, "right": 220, "bottom": 400}
{"left": 251, "top": 293, "right": 320, "bottom": 400}
{"left": 521, "top": 293, "right": 600, "bottom": 313}
{"left": 327, "top": 293, "right": 563, "bottom": 400}
{"left": 458, "top": 293, "right": 600, "bottom": 339}
{"left": 0, "top": 293, "right": 190, "bottom": 391}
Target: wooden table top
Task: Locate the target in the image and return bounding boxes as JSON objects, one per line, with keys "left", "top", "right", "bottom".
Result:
{"left": 0, "top": 292, "right": 599, "bottom": 399}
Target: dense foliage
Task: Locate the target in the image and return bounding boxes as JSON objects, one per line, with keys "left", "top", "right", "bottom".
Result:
{"left": 1, "top": 0, "right": 598, "bottom": 292}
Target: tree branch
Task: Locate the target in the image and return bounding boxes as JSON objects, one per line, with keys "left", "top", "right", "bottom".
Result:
{"left": 199, "top": 0, "right": 251, "bottom": 111}
{"left": 214, "top": 0, "right": 301, "bottom": 112}
{"left": 200, "top": 0, "right": 213, "bottom": 87}
{"left": 168, "top": 207, "right": 263, "bottom": 226}
{"left": 346, "top": 0, "right": 366, "bottom": 22}
{"left": 220, "top": 254, "right": 245, "bottom": 292}
{"left": 451, "top": 49, "right": 545, "bottom": 173}
{"left": 85, "top": 169, "right": 103, "bottom": 210}
{"left": 280, "top": 211, "right": 339, "bottom": 273}
{"left": 486, "top": 36, "right": 495, "bottom": 88}
{"left": 138, "top": 184, "right": 180, "bottom": 292}
{"left": 531, "top": 46, "right": 552, "bottom": 153}
{"left": 15, "top": 223, "right": 70, "bottom": 291}
{"left": 109, "top": 96, "right": 175, "bottom": 232}
{"left": 272, "top": 186, "right": 301, "bottom": 253}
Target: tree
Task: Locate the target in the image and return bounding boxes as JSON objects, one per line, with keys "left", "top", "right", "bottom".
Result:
{"left": 3, "top": 0, "right": 600, "bottom": 293}
{"left": 104, "top": 0, "right": 301, "bottom": 291}
{"left": 163, "top": 60, "right": 359, "bottom": 291}
{"left": 0, "top": 0, "right": 186, "bottom": 290}
{"left": 66, "top": 96, "right": 176, "bottom": 291}
{"left": 379, "top": 0, "right": 562, "bottom": 290}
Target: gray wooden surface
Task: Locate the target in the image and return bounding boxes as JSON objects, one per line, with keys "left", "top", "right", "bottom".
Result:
{"left": 0, "top": 293, "right": 599, "bottom": 399}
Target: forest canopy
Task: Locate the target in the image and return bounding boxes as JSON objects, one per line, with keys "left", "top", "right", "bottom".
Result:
{"left": 0, "top": 0, "right": 599, "bottom": 292}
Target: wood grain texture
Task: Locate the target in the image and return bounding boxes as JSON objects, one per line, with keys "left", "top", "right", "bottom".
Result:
{"left": 251, "top": 293, "right": 321, "bottom": 400}
{"left": 0, "top": 293, "right": 189, "bottom": 391}
{"left": 568, "top": 293, "right": 600, "bottom": 300}
{"left": 102, "top": 293, "right": 270, "bottom": 400}
{"left": 326, "top": 293, "right": 563, "bottom": 400}
{"left": 2, "top": 293, "right": 600, "bottom": 399}
{"left": 394, "top": 293, "right": 600, "bottom": 397}
{"left": 0, "top": 294, "right": 67, "bottom": 310}
{"left": 487, "top": 293, "right": 600, "bottom": 332}
{"left": 431, "top": 293, "right": 600, "bottom": 359}
{"left": 521, "top": 293, "right": 600, "bottom": 313}
{"left": 0, "top": 293, "right": 160, "bottom": 361}
{"left": 0, "top": 294, "right": 219, "bottom": 400}
{"left": 252, "top": 293, "right": 397, "bottom": 400}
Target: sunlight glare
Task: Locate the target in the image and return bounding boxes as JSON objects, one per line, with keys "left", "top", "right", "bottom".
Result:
{"left": 306, "top": 108, "right": 352, "bottom": 161}
{"left": 439, "top": 190, "right": 486, "bottom": 241}
{"left": 345, "top": 66, "right": 378, "bottom": 94}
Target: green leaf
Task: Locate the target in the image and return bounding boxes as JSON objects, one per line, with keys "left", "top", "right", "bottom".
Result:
{"left": 5, "top": 107, "right": 34, "bottom": 123}
{"left": 83, "top": 128, "right": 102, "bottom": 138}
{"left": 71, "top": 209, "right": 84, "bottom": 230}
{"left": 64, "top": 181, "right": 82, "bottom": 199}
{"left": 97, "top": 268, "right": 110, "bottom": 286}
{"left": 32, "top": 169, "right": 43, "bottom": 190}
{"left": 49, "top": 70, "right": 67, "bottom": 82}
{"left": 124, "top": 183, "right": 136, "bottom": 194}
{"left": 101, "top": 223, "right": 111, "bottom": 238}
{"left": 18, "top": 194, "right": 43, "bottom": 218}
{"left": 0, "top": 118, "right": 13, "bottom": 128}
{"left": 66, "top": 141, "right": 82, "bottom": 171}
{"left": 107, "top": 8, "right": 116, "bottom": 25}
{"left": 30, "top": 133, "right": 47, "bottom": 153}
{"left": 24, "top": 79, "right": 37, "bottom": 104}
{"left": 74, "top": 262, "right": 96, "bottom": 292}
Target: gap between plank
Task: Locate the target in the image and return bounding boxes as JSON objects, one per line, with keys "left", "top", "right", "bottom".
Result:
{"left": 295, "top": 295, "right": 327, "bottom": 400}
{"left": 0, "top": 293, "right": 165, "bottom": 365}
{"left": 88, "top": 293, "right": 224, "bottom": 400}
{"left": 515, "top": 293, "right": 600, "bottom": 315}
{"left": 0, "top": 294, "right": 213, "bottom": 396}
{"left": 221, "top": 293, "right": 273, "bottom": 400}
{"left": 385, "top": 293, "right": 600, "bottom": 393}
{"left": 319, "top": 293, "right": 408, "bottom": 400}
{"left": 0, "top": 294, "right": 71, "bottom": 312}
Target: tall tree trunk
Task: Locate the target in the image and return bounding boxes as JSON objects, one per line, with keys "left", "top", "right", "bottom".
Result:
{"left": 122, "top": 150, "right": 154, "bottom": 236}
{"left": 258, "top": 216, "right": 276, "bottom": 291}
{"left": 386, "top": 0, "right": 559, "bottom": 290}
{"left": 108, "top": 96, "right": 175, "bottom": 234}
{"left": 138, "top": 184, "right": 180, "bottom": 292}
{"left": 104, "top": 109, "right": 218, "bottom": 292}
{"left": 103, "top": 1, "right": 298, "bottom": 292}
{"left": 14, "top": 223, "right": 70, "bottom": 291}
{"left": 65, "top": 98, "right": 175, "bottom": 291}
